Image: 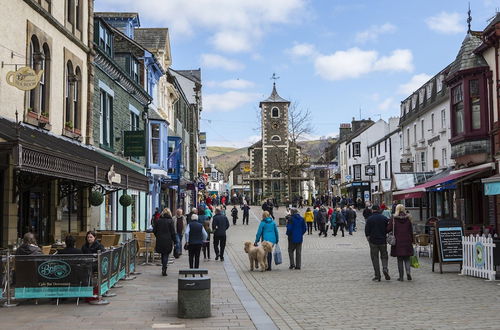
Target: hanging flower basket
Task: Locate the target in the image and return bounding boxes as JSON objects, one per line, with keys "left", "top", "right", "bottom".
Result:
{"left": 89, "top": 191, "right": 104, "bottom": 206}
{"left": 120, "top": 194, "right": 132, "bottom": 207}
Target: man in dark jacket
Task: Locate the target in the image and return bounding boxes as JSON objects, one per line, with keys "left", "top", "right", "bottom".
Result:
{"left": 365, "top": 205, "right": 390, "bottom": 282}
{"left": 212, "top": 207, "right": 230, "bottom": 261}
{"left": 286, "top": 209, "right": 307, "bottom": 270}
{"left": 347, "top": 206, "right": 357, "bottom": 235}
{"left": 241, "top": 203, "right": 251, "bottom": 225}
{"left": 57, "top": 235, "right": 82, "bottom": 254}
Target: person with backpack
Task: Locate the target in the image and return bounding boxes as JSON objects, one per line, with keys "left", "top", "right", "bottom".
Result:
{"left": 333, "top": 207, "right": 346, "bottom": 237}
{"left": 231, "top": 205, "right": 239, "bottom": 225}
{"left": 347, "top": 205, "right": 357, "bottom": 235}
{"left": 318, "top": 206, "right": 328, "bottom": 237}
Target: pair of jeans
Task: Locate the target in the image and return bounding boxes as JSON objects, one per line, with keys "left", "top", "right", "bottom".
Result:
{"left": 176, "top": 233, "right": 183, "bottom": 254}
{"left": 161, "top": 253, "right": 170, "bottom": 270}
{"left": 348, "top": 222, "right": 354, "bottom": 235}
{"left": 397, "top": 256, "right": 411, "bottom": 278}
{"left": 202, "top": 239, "right": 210, "bottom": 259}
{"left": 188, "top": 244, "right": 202, "bottom": 268}
{"left": 267, "top": 252, "right": 273, "bottom": 270}
{"left": 306, "top": 222, "right": 313, "bottom": 234}
{"left": 243, "top": 213, "right": 249, "bottom": 224}
{"left": 334, "top": 223, "right": 345, "bottom": 237}
{"left": 288, "top": 242, "right": 302, "bottom": 268}
{"left": 213, "top": 235, "right": 227, "bottom": 259}
{"left": 369, "top": 242, "right": 389, "bottom": 278}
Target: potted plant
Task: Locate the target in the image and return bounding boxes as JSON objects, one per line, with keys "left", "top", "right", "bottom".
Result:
{"left": 39, "top": 112, "right": 49, "bottom": 123}
{"left": 65, "top": 121, "right": 73, "bottom": 130}
{"left": 27, "top": 108, "right": 38, "bottom": 118}
{"left": 119, "top": 194, "right": 132, "bottom": 207}
{"left": 89, "top": 191, "right": 104, "bottom": 206}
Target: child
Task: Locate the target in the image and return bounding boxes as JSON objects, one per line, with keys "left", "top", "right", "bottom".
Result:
{"left": 231, "top": 205, "right": 238, "bottom": 225}
{"left": 202, "top": 220, "right": 212, "bottom": 260}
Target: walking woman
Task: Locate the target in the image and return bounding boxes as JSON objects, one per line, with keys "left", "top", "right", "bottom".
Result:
{"left": 254, "top": 211, "right": 279, "bottom": 271}
{"left": 333, "top": 208, "right": 345, "bottom": 237}
{"left": 304, "top": 208, "right": 314, "bottom": 235}
{"left": 153, "top": 208, "right": 177, "bottom": 276}
{"left": 387, "top": 204, "right": 414, "bottom": 281}
{"left": 185, "top": 213, "right": 208, "bottom": 269}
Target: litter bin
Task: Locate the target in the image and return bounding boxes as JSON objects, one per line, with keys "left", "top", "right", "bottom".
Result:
{"left": 178, "top": 269, "right": 211, "bottom": 318}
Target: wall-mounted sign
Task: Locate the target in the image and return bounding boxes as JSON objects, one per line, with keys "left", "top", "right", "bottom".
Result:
{"left": 376, "top": 155, "right": 386, "bottom": 163}
{"left": 400, "top": 162, "right": 414, "bottom": 172}
{"left": 124, "top": 130, "right": 145, "bottom": 157}
{"left": 6, "top": 67, "right": 43, "bottom": 91}
{"left": 107, "top": 165, "right": 122, "bottom": 184}
{"left": 365, "top": 165, "right": 376, "bottom": 176}
{"left": 433, "top": 159, "right": 440, "bottom": 168}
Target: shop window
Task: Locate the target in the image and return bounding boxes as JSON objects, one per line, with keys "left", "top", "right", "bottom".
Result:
{"left": 470, "top": 79, "right": 481, "bottom": 130}
{"left": 452, "top": 84, "right": 464, "bottom": 135}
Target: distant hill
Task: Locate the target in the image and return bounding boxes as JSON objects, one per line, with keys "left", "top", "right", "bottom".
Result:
{"left": 207, "top": 138, "right": 336, "bottom": 176}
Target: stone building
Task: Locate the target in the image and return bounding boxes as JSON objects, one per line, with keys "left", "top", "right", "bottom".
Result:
{"left": 0, "top": 1, "right": 148, "bottom": 247}
{"left": 248, "top": 84, "right": 305, "bottom": 204}
{"left": 228, "top": 160, "right": 250, "bottom": 196}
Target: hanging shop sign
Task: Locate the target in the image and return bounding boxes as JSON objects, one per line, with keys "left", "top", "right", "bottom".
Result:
{"left": 6, "top": 67, "right": 43, "bottom": 91}
{"left": 107, "top": 165, "right": 122, "bottom": 185}
{"left": 124, "top": 130, "right": 146, "bottom": 157}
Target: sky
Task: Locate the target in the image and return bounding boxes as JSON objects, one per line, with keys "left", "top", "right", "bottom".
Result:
{"left": 95, "top": 0, "right": 499, "bottom": 148}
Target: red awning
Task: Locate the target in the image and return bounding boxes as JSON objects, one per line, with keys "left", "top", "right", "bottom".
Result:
{"left": 393, "top": 167, "right": 487, "bottom": 200}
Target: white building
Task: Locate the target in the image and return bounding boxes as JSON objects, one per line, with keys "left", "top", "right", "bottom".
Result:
{"left": 367, "top": 117, "right": 401, "bottom": 205}
{"left": 399, "top": 68, "right": 453, "bottom": 174}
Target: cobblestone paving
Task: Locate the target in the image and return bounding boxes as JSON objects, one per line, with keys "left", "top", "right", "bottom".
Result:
{"left": 225, "top": 206, "right": 500, "bottom": 329}
{"left": 0, "top": 247, "right": 255, "bottom": 330}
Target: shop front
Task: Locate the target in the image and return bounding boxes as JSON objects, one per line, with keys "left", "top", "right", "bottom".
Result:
{"left": 345, "top": 181, "right": 371, "bottom": 204}
{"left": 0, "top": 118, "right": 149, "bottom": 248}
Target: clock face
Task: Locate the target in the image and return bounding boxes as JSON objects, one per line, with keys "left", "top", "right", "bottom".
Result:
{"left": 271, "top": 122, "right": 280, "bottom": 129}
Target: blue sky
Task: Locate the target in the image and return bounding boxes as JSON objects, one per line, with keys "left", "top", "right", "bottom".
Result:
{"left": 96, "top": 0, "right": 499, "bottom": 148}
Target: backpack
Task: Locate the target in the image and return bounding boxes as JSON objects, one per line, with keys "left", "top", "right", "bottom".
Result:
{"left": 231, "top": 208, "right": 238, "bottom": 217}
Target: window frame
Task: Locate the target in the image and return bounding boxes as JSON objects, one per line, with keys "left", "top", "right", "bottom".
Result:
{"left": 352, "top": 142, "right": 361, "bottom": 157}
{"left": 271, "top": 107, "right": 280, "bottom": 118}
{"left": 353, "top": 164, "right": 361, "bottom": 181}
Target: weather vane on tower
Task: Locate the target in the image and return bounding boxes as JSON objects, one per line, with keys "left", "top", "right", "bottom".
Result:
{"left": 467, "top": 2, "right": 472, "bottom": 33}
{"left": 270, "top": 72, "right": 280, "bottom": 87}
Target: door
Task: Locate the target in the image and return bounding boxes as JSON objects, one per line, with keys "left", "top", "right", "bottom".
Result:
{"left": 21, "top": 187, "right": 51, "bottom": 245}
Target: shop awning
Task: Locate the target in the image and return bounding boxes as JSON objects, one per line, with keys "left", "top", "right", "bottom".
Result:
{"left": 483, "top": 174, "right": 500, "bottom": 195}
{"left": 0, "top": 118, "right": 149, "bottom": 191}
{"left": 393, "top": 166, "right": 491, "bottom": 200}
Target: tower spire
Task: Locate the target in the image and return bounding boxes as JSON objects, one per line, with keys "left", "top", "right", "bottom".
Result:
{"left": 467, "top": 2, "right": 472, "bottom": 34}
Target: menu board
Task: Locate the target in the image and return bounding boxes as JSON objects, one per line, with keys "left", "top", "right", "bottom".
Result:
{"left": 438, "top": 227, "right": 463, "bottom": 262}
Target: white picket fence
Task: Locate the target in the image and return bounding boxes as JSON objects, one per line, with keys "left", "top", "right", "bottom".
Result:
{"left": 461, "top": 235, "right": 496, "bottom": 281}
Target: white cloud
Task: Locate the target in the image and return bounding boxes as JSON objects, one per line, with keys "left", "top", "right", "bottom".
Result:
{"left": 205, "top": 79, "right": 255, "bottom": 89}
{"left": 314, "top": 48, "right": 413, "bottom": 81}
{"left": 425, "top": 12, "right": 463, "bottom": 34}
{"left": 355, "top": 23, "right": 396, "bottom": 43}
{"left": 373, "top": 49, "right": 413, "bottom": 72}
{"left": 208, "top": 135, "right": 260, "bottom": 148}
{"left": 95, "top": 0, "right": 306, "bottom": 53}
{"left": 398, "top": 73, "right": 432, "bottom": 95}
{"left": 204, "top": 91, "right": 260, "bottom": 112}
{"left": 200, "top": 54, "right": 244, "bottom": 71}
{"left": 286, "top": 43, "right": 318, "bottom": 58}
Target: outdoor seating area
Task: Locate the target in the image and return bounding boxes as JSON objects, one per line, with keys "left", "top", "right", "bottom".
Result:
{"left": 0, "top": 239, "right": 138, "bottom": 306}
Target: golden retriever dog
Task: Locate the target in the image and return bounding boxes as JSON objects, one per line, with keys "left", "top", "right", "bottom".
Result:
{"left": 244, "top": 241, "right": 273, "bottom": 272}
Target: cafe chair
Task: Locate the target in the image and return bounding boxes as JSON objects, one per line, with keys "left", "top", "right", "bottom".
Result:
{"left": 100, "top": 235, "right": 116, "bottom": 248}
{"left": 415, "top": 234, "right": 431, "bottom": 257}
{"left": 135, "top": 232, "right": 154, "bottom": 261}
{"left": 41, "top": 245, "right": 52, "bottom": 255}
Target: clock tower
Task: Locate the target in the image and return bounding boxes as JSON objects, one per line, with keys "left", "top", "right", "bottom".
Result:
{"left": 260, "top": 82, "right": 290, "bottom": 147}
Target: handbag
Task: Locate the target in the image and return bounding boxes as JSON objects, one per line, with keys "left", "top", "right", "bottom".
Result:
{"left": 387, "top": 218, "right": 396, "bottom": 246}
{"left": 273, "top": 243, "right": 282, "bottom": 265}
{"left": 410, "top": 255, "right": 420, "bottom": 268}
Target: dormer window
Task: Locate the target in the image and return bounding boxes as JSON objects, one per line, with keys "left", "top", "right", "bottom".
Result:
{"left": 419, "top": 88, "right": 425, "bottom": 104}
{"left": 426, "top": 81, "right": 433, "bottom": 99}
{"left": 271, "top": 107, "right": 279, "bottom": 118}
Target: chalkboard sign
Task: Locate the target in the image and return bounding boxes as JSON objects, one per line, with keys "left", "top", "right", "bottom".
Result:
{"left": 438, "top": 227, "right": 463, "bottom": 261}
{"left": 432, "top": 218, "right": 464, "bottom": 273}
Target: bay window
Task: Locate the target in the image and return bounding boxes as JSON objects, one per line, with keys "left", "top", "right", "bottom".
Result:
{"left": 151, "top": 123, "right": 160, "bottom": 165}
{"left": 452, "top": 84, "right": 464, "bottom": 134}
{"left": 469, "top": 79, "right": 481, "bottom": 130}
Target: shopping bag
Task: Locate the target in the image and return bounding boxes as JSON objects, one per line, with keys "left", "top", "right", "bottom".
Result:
{"left": 273, "top": 243, "right": 282, "bottom": 265}
{"left": 410, "top": 255, "right": 420, "bottom": 268}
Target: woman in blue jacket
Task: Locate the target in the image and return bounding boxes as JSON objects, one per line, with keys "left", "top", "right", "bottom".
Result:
{"left": 255, "top": 211, "right": 279, "bottom": 271}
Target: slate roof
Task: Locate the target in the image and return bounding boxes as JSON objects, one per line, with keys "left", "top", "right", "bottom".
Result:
{"left": 134, "top": 28, "right": 169, "bottom": 52}
{"left": 448, "top": 32, "right": 488, "bottom": 77}
{"left": 94, "top": 12, "right": 140, "bottom": 24}
{"left": 170, "top": 69, "right": 197, "bottom": 105}
{"left": 177, "top": 70, "right": 202, "bottom": 84}
{"left": 260, "top": 83, "right": 290, "bottom": 106}
{"left": 484, "top": 12, "right": 500, "bottom": 32}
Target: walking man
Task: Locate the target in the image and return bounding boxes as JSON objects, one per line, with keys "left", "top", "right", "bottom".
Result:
{"left": 212, "top": 207, "right": 230, "bottom": 261}
{"left": 365, "top": 205, "right": 390, "bottom": 282}
{"left": 241, "top": 203, "right": 251, "bottom": 225}
{"left": 286, "top": 208, "right": 307, "bottom": 270}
